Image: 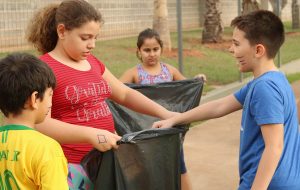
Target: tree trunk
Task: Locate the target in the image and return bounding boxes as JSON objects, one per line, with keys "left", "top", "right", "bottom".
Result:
{"left": 292, "top": 0, "right": 300, "bottom": 29}
{"left": 201, "top": 0, "right": 223, "bottom": 43}
{"left": 269, "top": 0, "right": 288, "bottom": 13}
{"left": 153, "top": 0, "right": 172, "bottom": 51}
{"left": 260, "top": 0, "right": 269, "bottom": 10}
{"left": 242, "top": 0, "right": 259, "bottom": 15}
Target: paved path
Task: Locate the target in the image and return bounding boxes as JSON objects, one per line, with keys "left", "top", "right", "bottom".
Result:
{"left": 184, "top": 59, "right": 300, "bottom": 190}
{"left": 184, "top": 111, "right": 241, "bottom": 190}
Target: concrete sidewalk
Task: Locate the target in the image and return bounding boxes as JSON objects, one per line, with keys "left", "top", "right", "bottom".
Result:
{"left": 184, "top": 59, "right": 300, "bottom": 190}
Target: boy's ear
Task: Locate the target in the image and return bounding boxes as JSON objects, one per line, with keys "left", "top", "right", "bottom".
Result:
{"left": 255, "top": 44, "right": 266, "bottom": 58}
{"left": 26, "top": 91, "right": 39, "bottom": 110}
{"left": 57, "top": 24, "right": 66, "bottom": 39}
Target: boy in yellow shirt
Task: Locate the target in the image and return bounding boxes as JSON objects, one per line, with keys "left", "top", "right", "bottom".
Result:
{"left": 0, "top": 53, "right": 68, "bottom": 189}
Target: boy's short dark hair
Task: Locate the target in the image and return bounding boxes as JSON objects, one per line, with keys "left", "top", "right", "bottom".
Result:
{"left": 231, "top": 10, "right": 284, "bottom": 59}
{"left": 0, "top": 53, "right": 56, "bottom": 117}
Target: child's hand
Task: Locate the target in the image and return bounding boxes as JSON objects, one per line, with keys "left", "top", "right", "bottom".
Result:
{"left": 89, "top": 128, "right": 121, "bottom": 152}
{"left": 194, "top": 74, "right": 207, "bottom": 82}
{"left": 152, "top": 118, "right": 175, "bottom": 129}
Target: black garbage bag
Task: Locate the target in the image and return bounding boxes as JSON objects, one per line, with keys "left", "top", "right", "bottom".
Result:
{"left": 81, "top": 79, "right": 203, "bottom": 190}
{"left": 82, "top": 128, "right": 186, "bottom": 190}
{"left": 108, "top": 78, "right": 203, "bottom": 135}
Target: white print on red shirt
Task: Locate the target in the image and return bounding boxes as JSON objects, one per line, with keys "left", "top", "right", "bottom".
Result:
{"left": 64, "top": 82, "right": 112, "bottom": 122}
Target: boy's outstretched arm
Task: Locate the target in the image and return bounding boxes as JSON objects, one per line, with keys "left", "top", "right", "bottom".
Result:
{"left": 251, "top": 124, "right": 284, "bottom": 190}
{"left": 152, "top": 94, "right": 242, "bottom": 128}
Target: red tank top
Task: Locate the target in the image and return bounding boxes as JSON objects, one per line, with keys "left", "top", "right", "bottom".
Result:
{"left": 40, "top": 53, "right": 115, "bottom": 164}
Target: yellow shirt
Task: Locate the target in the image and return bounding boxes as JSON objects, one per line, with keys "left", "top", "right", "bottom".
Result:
{"left": 0, "top": 125, "right": 68, "bottom": 190}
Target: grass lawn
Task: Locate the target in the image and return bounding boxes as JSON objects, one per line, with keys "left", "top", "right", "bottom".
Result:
{"left": 0, "top": 22, "right": 300, "bottom": 124}
{"left": 1, "top": 22, "right": 300, "bottom": 90}
{"left": 287, "top": 72, "right": 300, "bottom": 83}
{"left": 98, "top": 26, "right": 300, "bottom": 91}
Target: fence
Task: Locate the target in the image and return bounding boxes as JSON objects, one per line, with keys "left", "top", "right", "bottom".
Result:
{"left": 0, "top": 0, "right": 293, "bottom": 52}
{"left": 0, "top": 0, "right": 203, "bottom": 52}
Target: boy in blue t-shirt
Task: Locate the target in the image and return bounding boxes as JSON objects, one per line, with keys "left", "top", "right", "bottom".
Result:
{"left": 152, "top": 10, "right": 300, "bottom": 189}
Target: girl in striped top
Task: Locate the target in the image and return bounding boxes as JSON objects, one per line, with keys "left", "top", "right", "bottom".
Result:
{"left": 26, "top": 1, "right": 176, "bottom": 189}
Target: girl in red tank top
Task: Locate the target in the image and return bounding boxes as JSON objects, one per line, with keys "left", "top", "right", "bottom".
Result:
{"left": 26, "top": 1, "right": 175, "bottom": 189}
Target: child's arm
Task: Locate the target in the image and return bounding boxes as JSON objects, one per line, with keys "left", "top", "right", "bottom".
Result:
{"left": 104, "top": 67, "right": 175, "bottom": 119}
{"left": 36, "top": 116, "right": 121, "bottom": 152}
{"left": 166, "top": 64, "right": 186, "bottom": 81}
{"left": 167, "top": 64, "right": 207, "bottom": 82}
{"left": 119, "top": 67, "right": 137, "bottom": 83}
{"left": 153, "top": 94, "right": 242, "bottom": 128}
{"left": 251, "top": 124, "right": 284, "bottom": 190}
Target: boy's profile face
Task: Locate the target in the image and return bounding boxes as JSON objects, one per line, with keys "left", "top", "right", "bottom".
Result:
{"left": 35, "top": 88, "right": 53, "bottom": 124}
{"left": 229, "top": 27, "right": 257, "bottom": 73}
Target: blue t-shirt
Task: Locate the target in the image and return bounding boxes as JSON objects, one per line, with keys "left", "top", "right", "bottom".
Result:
{"left": 234, "top": 71, "right": 300, "bottom": 190}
